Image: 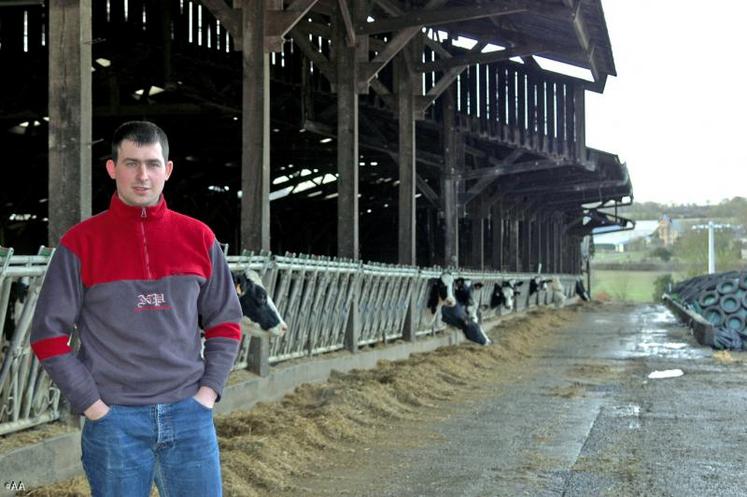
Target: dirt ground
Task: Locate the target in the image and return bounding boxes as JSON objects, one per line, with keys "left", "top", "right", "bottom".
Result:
{"left": 13, "top": 305, "right": 581, "bottom": 497}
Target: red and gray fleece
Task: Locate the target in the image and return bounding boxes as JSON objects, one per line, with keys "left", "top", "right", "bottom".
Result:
{"left": 30, "top": 194, "right": 242, "bottom": 414}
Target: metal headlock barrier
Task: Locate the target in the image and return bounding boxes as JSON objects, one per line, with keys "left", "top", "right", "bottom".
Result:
{"left": 0, "top": 246, "right": 577, "bottom": 436}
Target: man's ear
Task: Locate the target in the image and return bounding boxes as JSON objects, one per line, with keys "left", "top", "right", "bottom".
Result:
{"left": 106, "top": 159, "right": 117, "bottom": 179}
{"left": 165, "top": 160, "right": 174, "bottom": 180}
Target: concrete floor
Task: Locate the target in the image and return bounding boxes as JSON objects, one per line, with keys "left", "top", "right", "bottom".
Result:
{"left": 281, "top": 304, "right": 747, "bottom": 497}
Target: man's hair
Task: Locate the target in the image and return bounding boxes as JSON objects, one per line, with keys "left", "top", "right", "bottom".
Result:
{"left": 111, "top": 121, "right": 169, "bottom": 163}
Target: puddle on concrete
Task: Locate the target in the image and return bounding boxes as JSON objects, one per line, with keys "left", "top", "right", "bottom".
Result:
{"left": 606, "top": 404, "right": 642, "bottom": 429}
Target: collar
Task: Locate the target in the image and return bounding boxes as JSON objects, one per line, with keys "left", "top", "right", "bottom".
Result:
{"left": 109, "top": 192, "right": 168, "bottom": 220}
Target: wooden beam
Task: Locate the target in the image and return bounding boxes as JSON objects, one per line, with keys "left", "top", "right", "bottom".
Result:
{"left": 416, "top": 175, "right": 439, "bottom": 207}
{"left": 265, "top": 0, "right": 320, "bottom": 52}
{"left": 335, "top": 0, "right": 356, "bottom": 46}
{"left": 241, "top": 0, "right": 271, "bottom": 251}
{"left": 566, "top": 0, "right": 601, "bottom": 83}
{"left": 415, "top": 40, "right": 487, "bottom": 113}
{"left": 48, "top": 0, "right": 92, "bottom": 245}
{"left": 459, "top": 159, "right": 573, "bottom": 181}
{"left": 199, "top": 0, "right": 242, "bottom": 46}
{"left": 290, "top": 26, "right": 336, "bottom": 84}
{"left": 360, "top": 0, "right": 448, "bottom": 87}
{"left": 359, "top": 2, "right": 528, "bottom": 35}
{"left": 416, "top": 43, "right": 548, "bottom": 73}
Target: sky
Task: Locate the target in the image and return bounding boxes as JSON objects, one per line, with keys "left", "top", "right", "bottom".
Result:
{"left": 583, "top": 0, "right": 747, "bottom": 206}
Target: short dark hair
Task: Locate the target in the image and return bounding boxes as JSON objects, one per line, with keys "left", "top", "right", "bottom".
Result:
{"left": 111, "top": 121, "right": 169, "bottom": 163}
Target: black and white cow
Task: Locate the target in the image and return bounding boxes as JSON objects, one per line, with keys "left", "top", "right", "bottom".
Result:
{"left": 425, "top": 271, "right": 456, "bottom": 317}
{"left": 454, "top": 278, "right": 484, "bottom": 323}
{"left": 490, "top": 280, "right": 524, "bottom": 311}
{"left": 575, "top": 277, "right": 591, "bottom": 301}
{"left": 528, "top": 276, "right": 553, "bottom": 297}
{"left": 445, "top": 278, "right": 490, "bottom": 345}
{"left": 234, "top": 269, "right": 288, "bottom": 337}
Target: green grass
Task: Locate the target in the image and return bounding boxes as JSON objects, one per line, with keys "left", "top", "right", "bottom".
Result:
{"left": 591, "top": 270, "right": 684, "bottom": 303}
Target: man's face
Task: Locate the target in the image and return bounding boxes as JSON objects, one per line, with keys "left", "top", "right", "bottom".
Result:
{"left": 106, "top": 139, "right": 173, "bottom": 207}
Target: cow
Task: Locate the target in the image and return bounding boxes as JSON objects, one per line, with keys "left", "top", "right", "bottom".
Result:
{"left": 575, "top": 277, "right": 591, "bottom": 301}
{"left": 490, "top": 280, "right": 524, "bottom": 312}
{"left": 2, "top": 277, "right": 31, "bottom": 352}
{"left": 425, "top": 271, "right": 456, "bottom": 317}
{"left": 233, "top": 269, "right": 288, "bottom": 337}
{"left": 548, "top": 277, "right": 566, "bottom": 308}
{"left": 446, "top": 278, "right": 491, "bottom": 345}
{"left": 529, "top": 276, "right": 553, "bottom": 297}
{"left": 454, "top": 278, "right": 484, "bottom": 323}
{"left": 441, "top": 302, "right": 491, "bottom": 346}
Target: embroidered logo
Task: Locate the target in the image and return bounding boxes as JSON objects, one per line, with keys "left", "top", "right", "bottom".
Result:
{"left": 135, "top": 293, "right": 173, "bottom": 312}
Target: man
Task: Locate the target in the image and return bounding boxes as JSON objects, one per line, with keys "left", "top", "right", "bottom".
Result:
{"left": 30, "top": 121, "right": 242, "bottom": 497}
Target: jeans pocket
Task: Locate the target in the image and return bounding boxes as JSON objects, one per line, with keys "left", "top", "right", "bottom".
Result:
{"left": 88, "top": 405, "right": 115, "bottom": 424}
{"left": 190, "top": 396, "right": 214, "bottom": 412}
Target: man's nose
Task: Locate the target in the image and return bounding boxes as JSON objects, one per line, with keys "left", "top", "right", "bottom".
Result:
{"left": 136, "top": 164, "right": 148, "bottom": 180}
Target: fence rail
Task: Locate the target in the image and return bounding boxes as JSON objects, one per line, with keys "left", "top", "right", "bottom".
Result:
{"left": 1, "top": 246, "right": 578, "bottom": 436}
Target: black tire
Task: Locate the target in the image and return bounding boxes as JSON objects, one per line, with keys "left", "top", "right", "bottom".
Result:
{"left": 703, "top": 307, "right": 726, "bottom": 327}
{"left": 727, "top": 315, "right": 747, "bottom": 335}
{"left": 739, "top": 272, "right": 747, "bottom": 291}
{"left": 720, "top": 294, "right": 741, "bottom": 314}
{"left": 698, "top": 291, "right": 719, "bottom": 308}
{"left": 742, "top": 292, "right": 747, "bottom": 310}
{"left": 717, "top": 279, "right": 739, "bottom": 295}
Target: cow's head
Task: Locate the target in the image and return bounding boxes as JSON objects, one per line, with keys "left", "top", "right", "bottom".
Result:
{"left": 234, "top": 269, "right": 288, "bottom": 336}
{"left": 490, "top": 280, "right": 523, "bottom": 310}
{"left": 529, "top": 276, "right": 552, "bottom": 296}
{"left": 426, "top": 271, "right": 456, "bottom": 314}
{"left": 454, "top": 278, "right": 483, "bottom": 322}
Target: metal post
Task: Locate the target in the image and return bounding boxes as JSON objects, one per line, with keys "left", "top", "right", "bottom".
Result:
{"left": 708, "top": 220, "right": 715, "bottom": 274}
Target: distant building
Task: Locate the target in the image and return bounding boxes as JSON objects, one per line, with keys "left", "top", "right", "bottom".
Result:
{"left": 656, "top": 215, "right": 684, "bottom": 247}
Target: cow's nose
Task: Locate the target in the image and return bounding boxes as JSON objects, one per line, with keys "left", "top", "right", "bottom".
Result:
{"left": 445, "top": 297, "right": 456, "bottom": 307}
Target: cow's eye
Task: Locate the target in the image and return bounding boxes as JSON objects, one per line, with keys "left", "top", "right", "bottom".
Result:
{"left": 253, "top": 286, "right": 268, "bottom": 305}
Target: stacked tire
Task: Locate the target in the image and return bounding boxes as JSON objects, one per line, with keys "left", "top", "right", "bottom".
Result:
{"left": 670, "top": 271, "right": 747, "bottom": 350}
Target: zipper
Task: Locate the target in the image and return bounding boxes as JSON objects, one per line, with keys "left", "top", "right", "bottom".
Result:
{"left": 140, "top": 207, "right": 153, "bottom": 279}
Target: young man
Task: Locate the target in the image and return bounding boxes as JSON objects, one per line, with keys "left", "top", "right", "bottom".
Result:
{"left": 30, "top": 121, "right": 242, "bottom": 496}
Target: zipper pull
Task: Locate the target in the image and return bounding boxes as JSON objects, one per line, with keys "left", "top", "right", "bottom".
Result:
{"left": 141, "top": 207, "right": 146, "bottom": 219}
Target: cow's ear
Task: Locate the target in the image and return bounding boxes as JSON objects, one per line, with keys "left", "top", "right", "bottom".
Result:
{"left": 516, "top": 281, "right": 525, "bottom": 286}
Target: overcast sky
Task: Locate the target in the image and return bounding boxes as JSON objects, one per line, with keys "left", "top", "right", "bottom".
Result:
{"left": 583, "top": 0, "right": 747, "bottom": 206}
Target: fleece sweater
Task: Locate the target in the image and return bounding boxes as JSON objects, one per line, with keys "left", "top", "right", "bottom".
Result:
{"left": 30, "top": 193, "right": 242, "bottom": 414}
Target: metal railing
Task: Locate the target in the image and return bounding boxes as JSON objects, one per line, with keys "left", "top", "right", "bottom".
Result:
{"left": 1, "top": 246, "right": 578, "bottom": 436}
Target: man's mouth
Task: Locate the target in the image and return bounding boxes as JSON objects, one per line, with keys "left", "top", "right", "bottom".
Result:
{"left": 133, "top": 186, "right": 149, "bottom": 192}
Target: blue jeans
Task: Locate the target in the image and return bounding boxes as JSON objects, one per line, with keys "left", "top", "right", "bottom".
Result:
{"left": 81, "top": 396, "right": 222, "bottom": 497}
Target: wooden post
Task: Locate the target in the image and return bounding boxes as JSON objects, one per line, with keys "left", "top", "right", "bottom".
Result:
{"left": 397, "top": 47, "right": 416, "bottom": 267}
{"left": 48, "top": 0, "right": 92, "bottom": 246}
{"left": 491, "top": 202, "right": 503, "bottom": 270}
{"left": 396, "top": 43, "right": 417, "bottom": 341}
{"left": 241, "top": 0, "right": 271, "bottom": 252}
{"left": 335, "top": 1, "right": 362, "bottom": 351}
{"left": 531, "top": 215, "right": 541, "bottom": 273}
{"left": 441, "top": 85, "right": 459, "bottom": 268}
{"left": 336, "top": 2, "right": 360, "bottom": 260}
{"left": 573, "top": 85, "right": 586, "bottom": 162}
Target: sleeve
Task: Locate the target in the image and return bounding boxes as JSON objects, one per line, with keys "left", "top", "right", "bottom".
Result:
{"left": 197, "top": 239, "right": 243, "bottom": 401}
{"left": 30, "top": 245, "right": 101, "bottom": 414}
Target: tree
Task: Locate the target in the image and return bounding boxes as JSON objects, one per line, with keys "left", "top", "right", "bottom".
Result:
{"left": 673, "top": 228, "right": 742, "bottom": 277}
{"left": 651, "top": 247, "right": 672, "bottom": 262}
